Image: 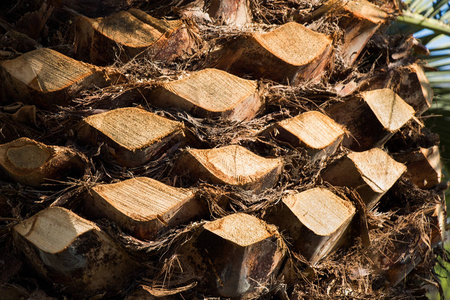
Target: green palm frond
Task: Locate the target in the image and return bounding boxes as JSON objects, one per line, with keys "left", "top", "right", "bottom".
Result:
{"left": 397, "top": 11, "right": 450, "bottom": 35}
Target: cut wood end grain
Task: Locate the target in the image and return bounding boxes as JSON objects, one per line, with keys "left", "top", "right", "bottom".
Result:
{"left": 88, "top": 10, "right": 181, "bottom": 48}
{"left": 204, "top": 212, "right": 273, "bottom": 247}
{"left": 89, "top": 177, "right": 201, "bottom": 239}
{"left": 178, "top": 145, "right": 283, "bottom": 190}
{"left": 314, "top": 0, "right": 388, "bottom": 24}
{"left": 215, "top": 21, "right": 332, "bottom": 84}
{"left": 274, "top": 111, "right": 345, "bottom": 150}
{"left": 153, "top": 68, "right": 260, "bottom": 121}
{"left": 13, "top": 207, "right": 137, "bottom": 297}
{"left": 0, "top": 48, "right": 96, "bottom": 93}
{"left": 92, "top": 177, "right": 194, "bottom": 221}
{"left": 162, "top": 68, "right": 257, "bottom": 111}
{"left": 361, "top": 89, "right": 415, "bottom": 131}
{"left": 14, "top": 207, "right": 96, "bottom": 254}
{"left": 254, "top": 22, "right": 331, "bottom": 66}
{"left": 4, "top": 141, "right": 50, "bottom": 170}
{"left": 78, "top": 107, "right": 185, "bottom": 167}
{"left": 362, "top": 64, "right": 433, "bottom": 115}
{"left": 266, "top": 187, "right": 356, "bottom": 263}
{"left": 0, "top": 137, "right": 86, "bottom": 186}
{"left": 127, "top": 8, "right": 182, "bottom": 34}
{"left": 321, "top": 148, "right": 406, "bottom": 208}
{"left": 74, "top": 8, "right": 194, "bottom": 64}
{"left": 326, "top": 89, "right": 413, "bottom": 151}
{"left": 348, "top": 148, "right": 406, "bottom": 193}
{"left": 283, "top": 188, "right": 355, "bottom": 237}
{"left": 80, "top": 107, "right": 184, "bottom": 151}
{"left": 344, "top": 0, "right": 389, "bottom": 24}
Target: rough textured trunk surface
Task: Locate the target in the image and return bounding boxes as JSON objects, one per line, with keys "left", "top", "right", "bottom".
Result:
{"left": 0, "top": 0, "right": 446, "bottom": 299}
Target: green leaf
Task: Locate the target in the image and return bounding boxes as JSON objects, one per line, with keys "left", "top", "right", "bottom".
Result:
{"left": 410, "top": 0, "right": 434, "bottom": 14}
{"left": 424, "top": 53, "right": 450, "bottom": 63}
{"left": 426, "top": 70, "right": 450, "bottom": 77}
{"left": 428, "top": 59, "right": 450, "bottom": 68}
{"left": 419, "top": 32, "right": 440, "bottom": 45}
{"left": 426, "top": 0, "right": 449, "bottom": 18}
{"left": 431, "top": 88, "right": 450, "bottom": 94}
{"left": 441, "top": 10, "right": 450, "bottom": 22}
{"left": 426, "top": 34, "right": 450, "bottom": 50}
{"left": 432, "top": 98, "right": 450, "bottom": 109}
{"left": 397, "top": 11, "right": 450, "bottom": 36}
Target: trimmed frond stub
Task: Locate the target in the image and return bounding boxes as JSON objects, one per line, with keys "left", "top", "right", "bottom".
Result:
{"left": 0, "top": 48, "right": 114, "bottom": 109}
{"left": 321, "top": 148, "right": 406, "bottom": 209}
{"left": 0, "top": 137, "right": 87, "bottom": 186}
{"left": 86, "top": 177, "right": 204, "bottom": 240}
{"left": 151, "top": 68, "right": 261, "bottom": 122}
{"left": 179, "top": 0, "right": 252, "bottom": 26}
{"left": 372, "top": 217, "right": 442, "bottom": 288}
{"left": 13, "top": 207, "right": 137, "bottom": 297}
{"left": 77, "top": 107, "right": 185, "bottom": 167}
{"left": 365, "top": 63, "right": 433, "bottom": 115}
{"left": 207, "top": 0, "right": 252, "bottom": 26}
{"left": 267, "top": 111, "right": 345, "bottom": 161}
{"left": 327, "top": 88, "right": 415, "bottom": 151}
{"left": 192, "top": 213, "right": 285, "bottom": 298}
{"left": 265, "top": 187, "right": 355, "bottom": 264}
{"left": 395, "top": 145, "right": 442, "bottom": 189}
{"left": 176, "top": 145, "right": 283, "bottom": 192}
{"left": 215, "top": 22, "right": 333, "bottom": 84}
{"left": 74, "top": 9, "right": 196, "bottom": 65}
{"left": 403, "top": 64, "right": 433, "bottom": 114}
{"left": 322, "top": 0, "right": 389, "bottom": 66}
{"left": 362, "top": 89, "right": 415, "bottom": 131}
